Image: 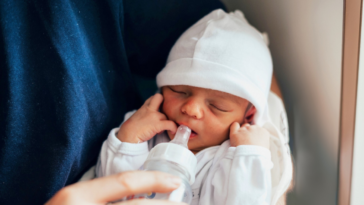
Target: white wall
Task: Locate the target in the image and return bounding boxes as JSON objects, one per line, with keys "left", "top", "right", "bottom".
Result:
{"left": 221, "top": 1, "right": 343, "bottom": 204}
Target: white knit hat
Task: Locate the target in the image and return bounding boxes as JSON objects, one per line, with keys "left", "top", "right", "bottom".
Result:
{"left": 157, "top": 9, "right": 273, "bottom": 126}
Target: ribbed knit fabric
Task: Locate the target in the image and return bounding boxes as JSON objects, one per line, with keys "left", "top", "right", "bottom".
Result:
{"left": 0, "top": 0, "right": 225, "bottom": 203}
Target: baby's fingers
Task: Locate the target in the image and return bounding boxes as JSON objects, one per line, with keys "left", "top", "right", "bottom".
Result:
{"left": 143, "top": 95, "right": 154, "bottom": 106}
{"left": 230, "top": 122, "right": 240, "bottom": 134}
{"left": 158, "top": 121, "right": 178, "bottom": 135}
{"left": 148, "top": 93, "right": 164, "bottom": 111}
{"left": 241, "top": 123, "right": 250, "bottom": 129}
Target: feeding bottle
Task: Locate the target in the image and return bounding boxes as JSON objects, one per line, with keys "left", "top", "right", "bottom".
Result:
{"left": 126, "top": 125, "right": 197, "bottom": 203}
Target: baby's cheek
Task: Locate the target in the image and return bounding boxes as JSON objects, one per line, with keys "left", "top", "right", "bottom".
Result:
{"left": 206, "top": 121, "right": 230, "bottom": 142}
{"left": 161, "top": 98, "right": 178, "bottom": 118}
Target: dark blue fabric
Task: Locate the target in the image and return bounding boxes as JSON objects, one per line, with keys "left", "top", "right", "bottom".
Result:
{"left": 0, "top": 0, "right": 225, "bottom": 204}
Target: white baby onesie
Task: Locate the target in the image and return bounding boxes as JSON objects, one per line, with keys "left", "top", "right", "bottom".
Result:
{"left": 96, "top": 111, "right": 273, "bottom": 205}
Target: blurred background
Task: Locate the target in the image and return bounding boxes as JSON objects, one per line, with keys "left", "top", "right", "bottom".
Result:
{"left": 220, "top": 1, "right": 343, "bottom": 205}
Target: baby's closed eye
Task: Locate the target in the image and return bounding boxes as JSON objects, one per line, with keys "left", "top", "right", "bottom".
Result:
{"left": 209, "top": 104, "right": 228, "bottom": 112}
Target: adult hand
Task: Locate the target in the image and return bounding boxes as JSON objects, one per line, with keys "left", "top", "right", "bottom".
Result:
{"left": 46, "top": 171, "right": 186, "bottom": 205}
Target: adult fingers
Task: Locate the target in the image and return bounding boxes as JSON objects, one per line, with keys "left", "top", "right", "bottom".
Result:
{"left": 230, "top": 122, "right": 240, "bottom": 134}
{"left": 113, "top": 199, "right": 187, "bottom": 205}
{"left": 63, "top": 171, "right": 181, "bottom": 204}
{"left": 148, "top": 93, "right": 163, "bottom": 111}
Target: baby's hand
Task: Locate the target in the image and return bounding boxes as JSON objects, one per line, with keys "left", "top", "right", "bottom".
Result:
{"left": 117, "top": 93, "right": 177, "bottom": 143}
{"left": 229, "top": 122, "right": 270, "bottom": 149}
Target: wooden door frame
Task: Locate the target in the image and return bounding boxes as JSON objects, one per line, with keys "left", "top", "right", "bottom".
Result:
{"left": 338, "top": 0, "right": 362, "bottom": 205}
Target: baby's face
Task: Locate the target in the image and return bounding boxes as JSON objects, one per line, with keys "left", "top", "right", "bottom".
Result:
{"left": 161, "top": 85, "right": 250, "bottom": 154}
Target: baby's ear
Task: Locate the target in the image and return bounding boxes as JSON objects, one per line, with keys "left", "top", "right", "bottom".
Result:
{"left": 244, "top": 105, "right": 256, "bottom": 125}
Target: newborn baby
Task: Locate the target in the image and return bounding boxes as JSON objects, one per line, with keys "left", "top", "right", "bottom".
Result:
{"left": 117, "top": 88, "right": 269, "bottom": 154}
{"left": 96, "top": 9, "right": 291, "bottom": 205}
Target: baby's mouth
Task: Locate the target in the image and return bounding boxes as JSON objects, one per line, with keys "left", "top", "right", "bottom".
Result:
{"left": 190, "top": 130, "right": 198, "bottom": 139}
{"left": 176, "top": 123, "right": 198, "bottom": 139}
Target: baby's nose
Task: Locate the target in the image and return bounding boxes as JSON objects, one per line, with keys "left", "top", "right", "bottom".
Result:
{"left": 181, "top": 99, "right": 203, "bottom": 119}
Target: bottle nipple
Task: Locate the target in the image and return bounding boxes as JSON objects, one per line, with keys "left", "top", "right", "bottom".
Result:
{"left": 170, "top": 125, "right": 191, "bottom": 149}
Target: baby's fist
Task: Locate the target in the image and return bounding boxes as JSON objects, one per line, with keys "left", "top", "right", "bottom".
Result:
{"left": 117, "top": 93, "right": 177, "bottom": 143}
{"left": 229, "top": 122, "right": 270, "bottom": 149}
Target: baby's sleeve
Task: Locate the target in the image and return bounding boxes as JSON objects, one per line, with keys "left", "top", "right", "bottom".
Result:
{"left": 96, "top": 128, "right": 149, "bottom": 177}
{"left": 209, "top": 145, "right": 273, "bottom": 205}
{"left": 96, "top": 110, "right": 150, "bottom": 177}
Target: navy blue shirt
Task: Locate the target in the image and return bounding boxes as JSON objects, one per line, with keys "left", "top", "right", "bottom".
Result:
{"left": 0, "top": 0, "right": 224, "bottom": 203}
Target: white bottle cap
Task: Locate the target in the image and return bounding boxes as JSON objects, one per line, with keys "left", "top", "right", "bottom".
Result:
{"left": 146, "top": 125, "right": 197, "bottom": 184}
